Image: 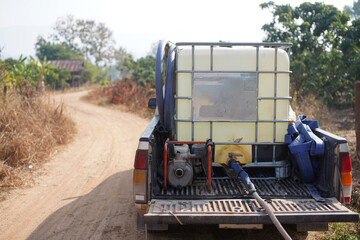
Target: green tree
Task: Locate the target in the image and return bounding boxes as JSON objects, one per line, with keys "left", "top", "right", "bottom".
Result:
{"left": 114, "top": 47, "right": 131, "bottom": 77}
{"left": 344, "top": 0, "right": 360, "bottom": 19}
{"left": 8, "top": 56, "right": 35, "bottom": 88}
{"left": 35, "top": 37, "right": 82, "bottom": 61}
{"left": 50, "top": 15, "right": 116, "bottom": 67}
{"left": 83, "top": 61, "right": 108, "bottom": 84}
{"left": 51, "top": 15, "right": 79, "bottom": 51}
{"left": 44, "top": 65, "right": 71, "bottom": 90}
{"left": 76, "top": 19, "right": 115, "bottom": 66}
{"left": 124, "top": 55, "right": 156, "bottom": 87}
{"left": 0, "top": 50, "right": 11, "bottom": 103}
{"left": 340, "top": 18, "right": 360, "bottom": 102}
{"left": 35, "top": 38, "right": 109, "bottom": 85}
{"left": 260, "top": 1, "right": 351, "bottom": 105}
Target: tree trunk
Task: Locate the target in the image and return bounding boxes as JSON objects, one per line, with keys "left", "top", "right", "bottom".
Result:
{"left": 3, "top": 85, "right": 7, "bottom": 105}
{"left": 38, "top": 76, "right": 44, "bottom": 93}
{"left": 355, "top": 81, "right": 360, "bottom": 159}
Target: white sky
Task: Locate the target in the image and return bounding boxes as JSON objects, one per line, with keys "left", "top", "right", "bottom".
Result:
{"left": 0, "top": 0, "right": 355, "bottom": 59}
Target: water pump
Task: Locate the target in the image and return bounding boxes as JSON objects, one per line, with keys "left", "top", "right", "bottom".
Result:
{"left": 164, "top": 140, "right": 214, "bottom": 189}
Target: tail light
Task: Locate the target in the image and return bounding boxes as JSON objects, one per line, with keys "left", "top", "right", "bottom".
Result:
{"left": 339, "top": 144, "right": 352, "bottom": 204}
{"left": 134, "top": 150, "right": 147, "bottom": 170}
{"left": 133, "top": 142, "right": 149, "bottom": 204}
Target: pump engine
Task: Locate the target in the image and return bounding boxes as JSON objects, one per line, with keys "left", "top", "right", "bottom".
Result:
{"left": 165, "top": 141, "right": 214, "bottom": 188}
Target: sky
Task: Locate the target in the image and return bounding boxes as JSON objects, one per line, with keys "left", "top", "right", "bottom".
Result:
{"left": 0, "top": 0, "right": 355, "bottom": 60}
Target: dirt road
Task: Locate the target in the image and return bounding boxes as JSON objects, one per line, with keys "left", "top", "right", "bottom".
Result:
{"left": 0, "top": 91, "right": 148, "bottom": 240}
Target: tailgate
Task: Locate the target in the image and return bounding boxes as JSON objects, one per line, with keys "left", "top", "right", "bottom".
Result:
{"left": 144, "top": 198, "right": 358, "bottom": 224}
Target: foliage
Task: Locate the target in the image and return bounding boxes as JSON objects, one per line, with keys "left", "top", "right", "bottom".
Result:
{"left": 114, "top": 47, "right": 131, "bottom": 78}
{"left": 3, "top": 58, "right": 18, "bottom": 68}
{"left": 0, "top": 59, "right": 11, "bottom": 88}
{"left": 323, "top": 222, "right": 360, "bottom": 240}
{"left": 87, "top": 79, "right": 155, "bottom": 117}
{"left": 1, "top": 55, "right": 73, "bottom": 92}
{"left": 83, "top": 60, "right": 108, "bottom": 84}
{"left": 50, "top": 15, "right": 116, "bottom": 67}
{"left": 44, "top": 65, "right": 71, "bottom": 89}
{"left": 35, "top": 37, "right": 82, "bottom": 61}
{"left": 124, "top": 55, "right": 156, "bottom": 87}
{"left": 7, "top": 56, "right": 43, "bottom": 88}
{"left": 344, "top": 0, "right": 360, "bottom": 19}
{"left": 340, "top": 18, "right": 360, "bottom": 98}
{"left": 36, "top": 15, "right": 145, "bottom": 85}
{"left": 260, "top": 2, "right": 357, "bottom": 106}
{"left": 36, "top": 37, "right": 109, "bottom": 85}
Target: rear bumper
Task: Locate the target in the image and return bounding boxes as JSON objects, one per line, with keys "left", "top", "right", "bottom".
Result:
{"left": 144, "top": 198, "right": 359, "bottom": 225}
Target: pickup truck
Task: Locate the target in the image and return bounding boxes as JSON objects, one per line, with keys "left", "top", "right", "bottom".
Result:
{"left": 133, "top": 41, "right": 358, "bottom": 237}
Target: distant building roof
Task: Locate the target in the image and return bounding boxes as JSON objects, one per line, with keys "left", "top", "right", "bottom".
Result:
{"left": 48, "top": 60, "right": 84, "bottom": 72}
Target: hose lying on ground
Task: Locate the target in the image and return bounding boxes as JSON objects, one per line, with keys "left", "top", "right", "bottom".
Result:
{"left": 228, "top": 159, "right": 292, "bottom": 240}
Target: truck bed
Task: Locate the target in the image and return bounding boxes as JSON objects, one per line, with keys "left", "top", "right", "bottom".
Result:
{"left": 148, "top": 175, "right": 358, "bottom": 225}
{"left": 155, "top": 177, "right": 311, "bottom": 200}
{"left": 145, "top": 197, "right": 357, "bottom": 225}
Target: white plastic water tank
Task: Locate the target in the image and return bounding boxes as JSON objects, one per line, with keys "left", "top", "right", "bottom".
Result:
{"left": 175, "top": 45, "right": 290, "bottom": 164}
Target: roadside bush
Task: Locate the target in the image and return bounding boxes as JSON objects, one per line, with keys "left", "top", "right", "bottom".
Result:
{"left": 87, "top": 79, "right": 155, "bottom": 117}
{"left": 0, "top": 87, "right": 75, "bottom": 189}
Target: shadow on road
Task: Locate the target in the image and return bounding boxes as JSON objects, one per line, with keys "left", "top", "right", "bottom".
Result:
{"left": 28, "top": 169, "right": 309, "bottom": 240}
{"left": 28, "top": 170, "right": 144, "bottom": 240}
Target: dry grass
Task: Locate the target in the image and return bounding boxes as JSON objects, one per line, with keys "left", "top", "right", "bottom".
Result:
{"left": 86, "top": 79, "right": 156, "bottom": 118}
{"left": 292, "top": 94, "right": 355, "bottom": 132}
{"left": 0, "top": 87, "right": 75, "bottom": 190}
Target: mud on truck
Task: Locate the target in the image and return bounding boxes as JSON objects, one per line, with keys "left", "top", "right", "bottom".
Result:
{"left": 133, "top": 41, "right": 358, "bottom": 239}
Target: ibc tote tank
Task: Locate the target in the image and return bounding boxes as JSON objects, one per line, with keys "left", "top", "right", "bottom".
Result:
{"left": 175, "top": 43, "right": 291, "bottom": 164}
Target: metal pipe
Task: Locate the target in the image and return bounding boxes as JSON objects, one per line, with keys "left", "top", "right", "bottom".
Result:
{"left": 175, "top": 168, "right": 185, "bottom": 177}
{"left": 176, "top": 70, "right": 291, "bottom": 74}
{"left": 214, "top": 142, "right": 286, "bottom": 145}
{"left": 174, "top": 96, "right": 192, "bottom": 100}
{"left": 164, "top": 141, "right": 168, "bottom": 189}
{"left": 258, "top": 97, "right": 292, "bottom": 100}
{"left": 174, "top": 118, "right": 290, "bottom": 123}
{"left": 176, "top": 42, "right": 292, "bottom": 47}
{"left": 210, "top": 45, "right": 214, "bottom": 71}
{"left": 244, "top": 161, "right": 289, "bottom": 167}
{"left": 169, "top": 141, "right": 206, "bottom": 144}
{"left": 191, "top": 45, "right": 195, "bottom": 141}
{"left": 208, "top": 145, "right": 212, "bottom": 189}
{"left": 273, "top": 47, "right": 278, "bottom": 163}
{"left": 255, "top": 46, "right": 259, "bottom": 164}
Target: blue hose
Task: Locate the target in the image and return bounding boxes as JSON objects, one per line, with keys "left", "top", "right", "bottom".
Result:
{"left": 286, "top": 115, "right": 325, "bottom": 183}
{"left": 228, "top": 159, "right": 254, "bottom": 190}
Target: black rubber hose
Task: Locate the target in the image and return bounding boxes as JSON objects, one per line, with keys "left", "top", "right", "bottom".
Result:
{"left": 164, "top": 45, "right": 176, "bottom": 132}
{"left": 155, "top": 40, "right": 169, "bottom": 124}
{"left": 228, "top": 159, "right": 292, "bottom": 240}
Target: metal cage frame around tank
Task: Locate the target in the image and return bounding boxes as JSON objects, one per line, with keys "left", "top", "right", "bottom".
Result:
{"left": 173, "top": 42, "right": 292, "bottom": 166}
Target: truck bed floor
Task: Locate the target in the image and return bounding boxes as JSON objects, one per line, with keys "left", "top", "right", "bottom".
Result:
{"left": 155, "top": 177, "right": 312, "bottom": 200}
